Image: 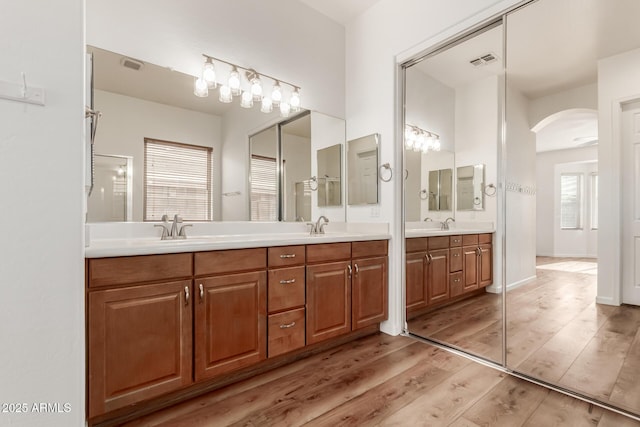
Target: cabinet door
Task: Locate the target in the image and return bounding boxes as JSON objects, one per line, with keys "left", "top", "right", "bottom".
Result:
{"left": 462, "top": 245, "right": 480, "bottom": 292}
{"left": 352, "top": 256, "right": 388, "bottom": 330}
{"left": 427, "top": 249, "right": 449, "bottom": 305}
{"left": 88, "top": 280, "right": 192, "bottom": 418}
{"left": 194, "top": 271, "right": 266, "bottom": 381}
{"left": 306, "top": 261, "right": 351, "bottom": 344}
{"left": 479, "top": 243, "right": 493, "bottom": 287}
{"left": 406, "top": 252, "right": 428, "bottom": 312}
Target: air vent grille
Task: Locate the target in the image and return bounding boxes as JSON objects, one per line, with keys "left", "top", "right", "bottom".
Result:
{"left": 120, "top": 57, "right": 144, "bottom": 71}
{"left": 470, "top": 52, "right": 499, "bottom": 67}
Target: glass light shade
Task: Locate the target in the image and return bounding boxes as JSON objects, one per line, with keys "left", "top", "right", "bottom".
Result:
{"left": 250, "top": 77, "right": 263, "bottom": 101}
{"left": 405, "top": 138, "right": 415, "bottom": 149}
{"left": 240, "top": 91, "right": 254, "bottom": 108}
{"left": 228, "top": 68, "right": 241, "bottom": 95}
{"left": 433, "top": 139, "right": 441, "bottom": 151}
{"left": 219, "top": 84, "right": 233, "bottom": 103}
{"left": 404, "top": 126, "right": 413, "bottom": 140}
{"left": 203, "top": 61, "right": 216, "bottom": 88}
{"left": 279, "top": 101, "right": 291, "bottom": 117}
{"left": 290, "top": 88, "right": 301, "bottom": 111}
{"left": 194, "top": 77, "right": 209, "bottom": 97}
{"left": 416, "top": 133, "right": 426, "bottom": 148}
{"left": 261, "top": 97, "right": 273, "bottom": 113}
{"left": 271, "top": 82, "right": 282, "bottom": 106}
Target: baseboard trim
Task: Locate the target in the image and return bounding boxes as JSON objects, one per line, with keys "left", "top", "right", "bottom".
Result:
{"left": 506, "top": 275, "right": 537, "bottom": 291}
{"left": 596, "top": 296, "right": 618, "bottom": 306}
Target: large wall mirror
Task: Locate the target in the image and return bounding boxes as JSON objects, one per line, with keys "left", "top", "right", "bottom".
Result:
{"left": 403, "top": 21, "right": 504, "bottom": 365}
{"left": 86, "top": 45, "right": 346, "bottom": 223}
{"left": 404, "top": 0, "right": 640, "bottom": 419}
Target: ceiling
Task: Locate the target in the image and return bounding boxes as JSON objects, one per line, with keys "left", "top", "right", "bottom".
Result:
{"left": 298, "top": 0, "right": 382, "bottom": 25}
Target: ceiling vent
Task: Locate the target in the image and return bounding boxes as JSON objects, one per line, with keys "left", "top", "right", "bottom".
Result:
{"left": 120, "top": 57, "right": 144, "bottom": 71}
{"left": 470, "top": 52, "right": 499, "bottom": 67}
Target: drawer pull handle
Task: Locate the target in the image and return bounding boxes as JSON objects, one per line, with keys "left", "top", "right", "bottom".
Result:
{"left": 453, "top": 253, "right": 459, "bottom": 257}
{"left": 280, "top": 279, "right": 296, "bottom": 284}
{"left": 280, "top": 254, "right": 296, "bottom": 259}
{"left": 354, "top": 264, "right": 359, "bottom": 275}
{"left": 280, "top": 321, "right": 296, "bottom": 329}
{"left": 199, "top": 283, "right": 204, "bottom": 300}
{"left": 454, "top": 278, "right": 461, "bottom": 283}
{"left": 184, "top": 286, "right": 190, "bottom": 305}
{"left": 347, "top": 265, "right": 352, "bottom": 278}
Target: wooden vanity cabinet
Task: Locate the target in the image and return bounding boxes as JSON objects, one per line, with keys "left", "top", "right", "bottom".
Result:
{"left": 306, "top": 243, "right": 352, "bottom": 345}
{"left": 479, "top": 234, "right": 493, "bottom": 286}
{"left": 193, "top": 248, "right": 267, "bottom": 381}
{"left": 427, "top": 237, "right": 450, "bottom": 305}
{"left": 351, "top": 240, "right": 388, "bottom": 330}
{"left": 87, "top": 254, "right": 193, "bottom": 418}
{"left": 267, "top": 246, "right": 306, "bottom": 358}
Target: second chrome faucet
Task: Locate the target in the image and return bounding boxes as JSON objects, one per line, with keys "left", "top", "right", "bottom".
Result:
{"left": 307, "top": 215, "right": 329, "bottom": 235}
{"left": 155, "top": 214, "right": 192, "bottom": 240}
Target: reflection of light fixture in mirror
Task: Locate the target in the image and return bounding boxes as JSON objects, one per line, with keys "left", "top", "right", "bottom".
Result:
{"left": 196, "top": 54, "right": 301, "bottom": 115}
{"left": 404, "top": 124, "right": 440, "bottom": 153}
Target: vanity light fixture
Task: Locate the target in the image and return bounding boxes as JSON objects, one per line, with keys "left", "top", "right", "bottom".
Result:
{"left": 404, "top": 124, "right": 441, "bottom": 153}
{"left": 196, "top": 54, "right": 301, "bottom": 117}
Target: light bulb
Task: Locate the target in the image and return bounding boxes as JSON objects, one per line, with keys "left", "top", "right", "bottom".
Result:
{"left": 194, "top": 77, "right": 208, "bottom": 97}
{"left": 404, "top": 126, "right": 413, "bottom": 140}
{"left": 280, "top": 101, "right": 291, "bottom": 117}
{"left": 219, "top": 84, "right": 232, "bottom": 103}
{"left": 271, "top": 82, "right": 282, "bottom": 106}
{"left": 261, "top": 97, "right": 273, "bottom": 113}
{"left": 203, "top": 59, "right": 216, "bottom": 88}
{"left": 250, "top": 77, "right": 263, "bottom": 101}
{"left": 240, "top": 91, "right": 253, "bottom": 108}
{"left": 290, "top": 88, "right": 301, "bottom": 111}
{"left": 433, "top": 139, "right": 441, "bottom": 151}
{"left": 416, "top": 133, "right": 426, "bottom": 149}
{"left": 228, "top": 67, "right": 241, "bottom": 95}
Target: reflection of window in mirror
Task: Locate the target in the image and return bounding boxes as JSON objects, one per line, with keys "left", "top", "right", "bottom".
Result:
{"left": 250, "top": 155, "right": 278, "bottom": 221}
{"left": 560, "top": 173, "right": 582, "bottom": 229}
{"left": 144, "top": 138, "right": 212, "bottom": 221}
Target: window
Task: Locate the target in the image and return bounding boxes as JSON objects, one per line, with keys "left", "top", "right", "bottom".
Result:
{"left": 144, "top": 138, "right": 212, "bottom": 221}
{"left": 591, "top": 173, "right": 598, "bottom": 230}
{"left": 560, "top": 173, "right": 582, "bottom": 229}
{"left": 250, "top": 155, "right": 277, "bottom": 221}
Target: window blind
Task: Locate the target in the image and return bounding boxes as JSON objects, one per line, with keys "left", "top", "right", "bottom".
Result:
{"left": 144, "top": 138, "right": 212, "bottom": 221}
{"left": 250, "top": 155, "right": 277, "bottom": 221}
{"left": 560, "top": 174, "right": 581, "bottom": 229}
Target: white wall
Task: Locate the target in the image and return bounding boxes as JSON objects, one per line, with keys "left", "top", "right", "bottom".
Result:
{"left": 597, "top": 47, "right": 640, "bottom": 305}
{"left": 346, "top": 0, "right": 522, "bottom": 334}
{"left": 536, "top": 147, "right": 598, "bottom": 257}
{"left": 93, "top": 90, "right": 222, "bottom": 221}
{"left": 0, "top": 1, "right": 85, "bottom": 426}
{"left": 528, "top": 83, "right": 597, "bottom": 128}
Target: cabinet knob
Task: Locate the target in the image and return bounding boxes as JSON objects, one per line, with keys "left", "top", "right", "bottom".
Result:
{"left": 453, "top": 253, "right": 459, "bottom": 257}
{"left": 279, "top": 279, "right": 296, "bottom": 284}
{"left": 279, "top": 321, "right": 296, "bottom": 329}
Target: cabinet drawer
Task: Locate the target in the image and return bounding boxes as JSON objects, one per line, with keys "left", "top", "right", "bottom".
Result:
{"left": 479, "top": 233, "right": 493, "bottom": 244}
{"left": 194, "top": 248, "right": 266, "bottom": 276}
{"left": 450, "top": 235, "right": 463, "bottom": 247}
{"left": 268, "top": 308, "right": 305, "bottom": 358}
{"left": 352, "top": 240, "right": 388, "bottom": 258}
{"left": 449, "top": 272, "right": 464, "bottom": 298}
{"left": 268, "top": 267, "right": 305, "bottom": 312}
{"left": 268, "top": 246, "right": 305, "bottom": 268}
{"left": 306, "top": 242, "right": 351, "bottom": 263}
{"left": 88, "top": 253, "right": 192, "bottom": 288}
{"left": 406, "top": 237, "right": 428, "bottom": 253}
{"left": 450, "top": 247, "right": 463, "bottom": 272}
{"left": 428, "top": 236, "right": 449, "bottom": 250}
{"left": 462, "top": 234, "right": 479, "bottom": 246}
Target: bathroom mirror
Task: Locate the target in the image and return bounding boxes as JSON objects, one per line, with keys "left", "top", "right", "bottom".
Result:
{"left": 456, "top": 164, "right": 485, "bottom": 211}
{"left": 85, "top": 45, "right": 345, "bottom": 223}
{"left": 317, "top": 144, "right": 342, "bottom": 207}
{"left": 403, "top": 21, "right": 504, "bottom": 365}
{"left": 347, "top": 133, "right": 379, "bottom": 205}
{"left": 405, "top": 149, "right": 454, "bottom": 221}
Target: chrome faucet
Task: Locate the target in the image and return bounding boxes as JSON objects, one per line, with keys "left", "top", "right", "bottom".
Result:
{"left": 423, "top": 217, "right": 433, "bottom": 222}
{"left": 441, "top": 217, "right": 455, "bottom": 230}
{"left": 315, "top": 215, "right": 329, "bottom": 234}
{"left": 154, "top": 214, "right": 191, "bottom": 240}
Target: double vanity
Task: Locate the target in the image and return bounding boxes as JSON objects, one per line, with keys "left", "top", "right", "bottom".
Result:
{"left": 85, "top": 223, "right": 391, "bottom": 424}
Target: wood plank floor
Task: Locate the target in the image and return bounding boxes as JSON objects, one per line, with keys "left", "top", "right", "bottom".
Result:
{"left": 123, "top": 333, "right": 639, "bottom": 426}
{"left": 408, "top": 256, "right": 640, "bottom": 418}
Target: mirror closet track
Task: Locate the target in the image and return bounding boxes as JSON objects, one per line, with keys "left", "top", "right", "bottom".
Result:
{"left": 403, "top": 0, "right": 640, "bottom": 419}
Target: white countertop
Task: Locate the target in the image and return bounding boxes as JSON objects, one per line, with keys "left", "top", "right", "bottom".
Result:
{"left": 85, "top": 222, "right": 391, "bottom": 258}
{"left": 404, "top": 221, "right": 495, "bottom": 238}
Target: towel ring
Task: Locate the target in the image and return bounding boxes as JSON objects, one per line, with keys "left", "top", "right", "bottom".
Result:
{"left": 309, "top": 176, "right": 318, "bottom": 191}
{"left": 379, "top": 163, "right": 392, "bottom": 182}
{"left": 420, "top": 189, "right": 428, "bottom": 200}
{"left": 483, "top": 183, "right": 497, "bottom": 197}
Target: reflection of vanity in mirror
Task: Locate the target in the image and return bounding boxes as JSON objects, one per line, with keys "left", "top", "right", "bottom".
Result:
{"left": 86, "top": 45, "right": 346, "bottom": 223}
{"left": 347, "top": 133, "right": 379, "bottom": 205}
{"left": 405, "top": 149, "right": 454, "bottom": 221}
